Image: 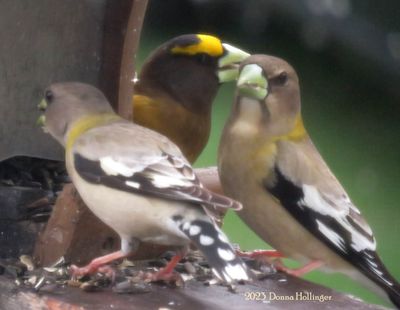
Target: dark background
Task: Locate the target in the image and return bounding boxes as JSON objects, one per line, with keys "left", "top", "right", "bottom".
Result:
{"left": 136, "top": 0, "right": 400, "bottom": 307}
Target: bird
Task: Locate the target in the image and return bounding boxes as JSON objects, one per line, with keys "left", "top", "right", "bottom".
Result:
{"left": 218, "top": 54, "right": 400, "bottom": 307}
{"left": 37, "top": 82, "right": 250, "bottom": 284}
{"left": 133, "top": 34, "right": 249, "bottom": 163}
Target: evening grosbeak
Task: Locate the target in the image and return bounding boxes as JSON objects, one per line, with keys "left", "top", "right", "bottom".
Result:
{"left": 133, "top": 34, "right": 249, "bottom": 163}
{"left": 218, "top": 55, "right": 400, "bottom": 306}
{"left": 37, "top": 82, "right": 250, "bottom": 284}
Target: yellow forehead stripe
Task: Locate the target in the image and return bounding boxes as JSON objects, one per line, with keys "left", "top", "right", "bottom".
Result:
{"left": 171, "top": 34, "right": 223, "bottom": 57}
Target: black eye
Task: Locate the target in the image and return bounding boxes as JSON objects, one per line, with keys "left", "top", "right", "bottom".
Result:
{"left": 45, "top": 90, "right": 53, "bottom": 103}
{"left": 196, "top": 53, "right": 212, "bottom": 65}
{"left": 271, "top": 71, "right": 288, "bottom": 86}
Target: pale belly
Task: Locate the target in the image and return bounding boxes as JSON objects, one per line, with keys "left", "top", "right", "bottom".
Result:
{"left": 69, "top": 170, "right": 199, "bottom": 247}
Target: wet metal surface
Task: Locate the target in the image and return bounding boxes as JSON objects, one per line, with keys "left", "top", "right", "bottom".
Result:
{"left": 0, "top": 0, "right": 106, "bottom": 161}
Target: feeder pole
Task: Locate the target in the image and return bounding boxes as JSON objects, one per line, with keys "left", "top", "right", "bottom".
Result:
{"left": 118, "top": 0, "right": 148, "bottom": 120}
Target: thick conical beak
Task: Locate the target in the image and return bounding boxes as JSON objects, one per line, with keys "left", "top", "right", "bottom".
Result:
{"left": 237, "top": 64, "right": 268, "bottom": 100}
{"left": 217, "top": 43, "right": 250, "bottom": 83}
{"left": 37, "top": 99, "right": 47, "bottom": 127}
{"left": 37, "top": 99, "right": 48, "bottom": 111}
{"left": 36, "top": 114, "right": 46, "bottom": 126}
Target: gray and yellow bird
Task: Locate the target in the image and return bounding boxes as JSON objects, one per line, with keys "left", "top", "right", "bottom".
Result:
{"left": 218, "top": 54, "right": 400, "bottom": 307}
{"left": 38, "top": 82, "right": 250, "bottom": 284}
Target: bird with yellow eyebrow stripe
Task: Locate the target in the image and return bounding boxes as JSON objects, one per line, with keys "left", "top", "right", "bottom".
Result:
{"left": 133, "top": 34, "right": 249, "bottom": 163}
{"left": 218, "top": 54, "right": 400, "bottom": 308}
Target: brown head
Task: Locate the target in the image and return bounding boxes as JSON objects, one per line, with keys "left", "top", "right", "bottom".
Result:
{"left": 229, "top": 54, "right": 303, "bottom": 139}
{"left": 135, "top": 34, "right": 249, "bottom": 114}
{"left": 37, "top": 82, "right": 115, "bottom": 146}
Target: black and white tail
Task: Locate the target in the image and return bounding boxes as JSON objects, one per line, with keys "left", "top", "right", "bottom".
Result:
{"left": 178, "top": 219, "right": 250, "bottom": 284}
{"left": 343, "top": 248, "right": 400, "bottom": 308}
{"left": 387, "top": 284, "right": 400, "bottom": 309}
{"left": 359, "top": 251, "right": 400, "bottom": 309}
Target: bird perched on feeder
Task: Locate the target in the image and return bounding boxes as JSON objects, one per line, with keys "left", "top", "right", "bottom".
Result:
{"left": 133, "top": 34, "right": 249, "bottom": 163}
{"left": 38, "top": 82, "right": 250, "bottom": 284}
{"left": 218, "top": 54, "right": 400, "bottom": 307}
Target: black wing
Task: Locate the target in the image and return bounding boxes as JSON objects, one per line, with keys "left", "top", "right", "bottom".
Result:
{"left": 266, "top": 166, "right": 398, "bottom": 292}
{"left": 74, "top": 152, "right": 241, "bottom": 214}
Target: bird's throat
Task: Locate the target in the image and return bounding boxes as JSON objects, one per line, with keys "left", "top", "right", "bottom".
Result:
{"left": 230, "top": 97, "right": 263, "bottom": 135}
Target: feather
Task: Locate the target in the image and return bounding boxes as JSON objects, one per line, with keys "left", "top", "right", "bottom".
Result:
{"left": 266, "top": 165, "right": 398, "bottom": 295}
{"left": 71, "top": 122, "right": 242, "bottom": 223}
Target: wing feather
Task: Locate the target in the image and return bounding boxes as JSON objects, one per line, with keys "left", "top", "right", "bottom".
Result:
{"left": 266, "top": 151, "right": 395, "bottom": 290}
{"left": 71, "top": 124, "right": 241, "bottom": 221}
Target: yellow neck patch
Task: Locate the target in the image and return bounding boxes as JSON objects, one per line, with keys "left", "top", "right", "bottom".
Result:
{"left": 171, "top": 34, "right": 223, "bottom": 57}
{"left": 248, "top": 115, "right": 307, "bottom": 179}
{"left": 275, "top": 115, "right": 307, "bottom": 142}
{"left": 66, "top": 113, "right": 120, "bottom": 152}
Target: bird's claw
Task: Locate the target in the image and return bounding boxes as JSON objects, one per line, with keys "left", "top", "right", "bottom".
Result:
{"left": 139, "top": 269, "right": 183, "bottom": 285}
{"left": 70, "top": 264, "right": 116, "bottom": 282}
{"left": 274, "top": 260, "right": 323, "bottom": 277}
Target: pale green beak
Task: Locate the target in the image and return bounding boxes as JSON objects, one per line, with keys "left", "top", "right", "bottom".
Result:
{"left": 217, "top": 43, "right": 250, "bottom": 83}
{"left": 237, "top": 64, "right": 268, "bottom": 100}
{"left": 37, "top": 99, "right": 47, "bottom": 126}
{"left": 36, "top": 114, "right": 46, "bottom": 126}
{"left": 37, "top": 99, "right": 48, "bottom": 111}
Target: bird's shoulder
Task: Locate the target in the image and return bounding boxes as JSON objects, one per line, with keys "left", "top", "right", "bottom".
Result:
{"left": 266, "top": 138, "right": 376, "bottom": 254}
{"left": 70, "top": 120, "right": 241, "bottom": 218}
{"left": 275, "top": 138, "right": 347, "bottom": 198}
{"left": 72, "top": 120, "right": 183, "bottom": 160}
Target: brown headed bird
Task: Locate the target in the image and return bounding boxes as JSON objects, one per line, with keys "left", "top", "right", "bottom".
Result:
{"left": 133, "top": 34, "right": 249, "bottom": 163}
{"left": 218, "top": 54, "right": 400, "bottom": 307}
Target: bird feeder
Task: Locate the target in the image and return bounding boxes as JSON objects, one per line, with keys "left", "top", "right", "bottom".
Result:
{"left": 0, "top": 1, "right": 384, "bottom": 309}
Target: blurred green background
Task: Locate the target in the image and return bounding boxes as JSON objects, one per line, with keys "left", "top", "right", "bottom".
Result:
{"left": 138, "top": 0, "right": 400, "bottom": 307}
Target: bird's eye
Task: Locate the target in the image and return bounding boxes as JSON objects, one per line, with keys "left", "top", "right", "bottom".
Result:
{"left": 45, "top": 90, "right": 53, "bottom": 103}
{"left": 271, "top": 71, "right": 288, "bottom": 86}
{"left": 197, "top": 53, "right": 212, "bottom": 65}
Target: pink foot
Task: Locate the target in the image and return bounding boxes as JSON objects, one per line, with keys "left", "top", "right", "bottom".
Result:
{"left": 237, "top": 249, "right": 284, "bottom": 259}
{"left": 70, "top": 250, "right": 126, "bottom": 278}
{"left": 142, "top": 254, "right": 183, "bottom": 284}
{"left": 275, "top": 260, "right": 323, "bottom": 277}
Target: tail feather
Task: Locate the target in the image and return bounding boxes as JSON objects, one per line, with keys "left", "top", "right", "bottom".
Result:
{"left": 351, "top": 250, "right": 400, "bottom": 309}
{"left": 376, "top": 266, "right": 400, "bottom": 309}
{"left": 388, "top": 284, "right": 400, "bottom": 309}
{"left": 178, "top": 219, "right": 250, "bottom": 284}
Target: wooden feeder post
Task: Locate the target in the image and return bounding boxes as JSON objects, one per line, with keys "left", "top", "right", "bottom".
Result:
{"left": 34, "top": 0, "right": 152, "bottom": 267}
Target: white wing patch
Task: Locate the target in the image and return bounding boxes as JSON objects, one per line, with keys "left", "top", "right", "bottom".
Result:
{"left": 301, "top": 184, "right": 376, "bottom": 252}
{"left": 99, "top": 155, "right": 171, "bottom": 178}
{"left": 316, "top": 219, "right": 346, "bottom": 251}
{"left": 350, "top": 228, "right": 376, "bottom": 252}
{"left": 99, "top": 151, "right": 196, "bottom": 188}
{"left": 88, "top": 152, "right": 237, "bottom": 215}
{"left": 125, "top": 181, "right": 141, "bottom": 189}
{"left": 302, "top": 185, "right": 346, "bottom": 216}
{"left": 149, "top": 174, "right": 192, "bottom": 188}
{"left": 100, "top": 156, "right": 137, "bottom": 177}
{"left": 99, "top": 154, "right": 196, "bottom": 190}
